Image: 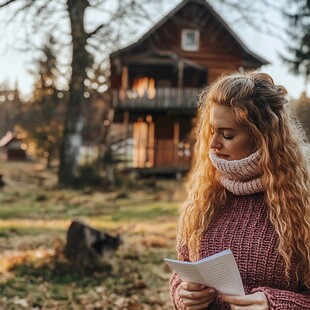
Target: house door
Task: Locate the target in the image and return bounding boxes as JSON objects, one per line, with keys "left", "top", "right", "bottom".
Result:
{"left": 154, "top": 116, "right": 193, "bottom": 168}
{"left": 154, "top": 117, "right": 178, "bottom": 167}
{"left": 133, "top": 119, "right": 154, "bottom": 168}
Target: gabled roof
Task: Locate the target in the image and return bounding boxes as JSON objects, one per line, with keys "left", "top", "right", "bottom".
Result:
{"left": 0, "top": 131, "right": 16, "bottom": 147}
{"left": 110, "top": 0, "right": 269, "bottom": 65}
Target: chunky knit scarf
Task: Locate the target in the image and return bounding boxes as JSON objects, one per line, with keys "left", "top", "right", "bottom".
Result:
{"left": 209, "top": 150, "right": 265, "bottom": 195}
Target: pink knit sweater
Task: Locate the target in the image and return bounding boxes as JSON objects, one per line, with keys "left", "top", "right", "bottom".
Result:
{"left": 170, "top": 192, "right": 310, "bottom": 309}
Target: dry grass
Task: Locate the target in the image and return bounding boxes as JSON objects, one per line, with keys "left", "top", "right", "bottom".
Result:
{"left": 0, "top": 159, "right": 186, "bottom": 309}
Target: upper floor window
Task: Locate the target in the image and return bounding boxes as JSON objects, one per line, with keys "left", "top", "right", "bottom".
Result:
{"left": 181, "top": 29, "right": 199, "bottom": 51}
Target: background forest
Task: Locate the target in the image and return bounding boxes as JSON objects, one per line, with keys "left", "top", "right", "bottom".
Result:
{"left": 0, "top": 0, "right": 309, "bottom": 309}
{"left": 0, "top": 0, "right": 309, "bottom": 186}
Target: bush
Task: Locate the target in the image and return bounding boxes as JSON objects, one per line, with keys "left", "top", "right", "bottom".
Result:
{"left": 73, "top": 164, "right": 102, "bottom": 187}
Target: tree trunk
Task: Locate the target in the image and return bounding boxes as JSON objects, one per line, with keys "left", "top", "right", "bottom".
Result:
{"left": 58, "top": 0, "right": 90, "bottom": 186}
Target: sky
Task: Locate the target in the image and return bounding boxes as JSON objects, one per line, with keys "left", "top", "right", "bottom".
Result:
{"left": 0, "top": 0, "right": 308, "bottom": 100}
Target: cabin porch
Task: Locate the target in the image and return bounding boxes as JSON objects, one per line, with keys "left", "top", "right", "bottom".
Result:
{"left": 112, "top": 112, "right": 195, "bottom": 174}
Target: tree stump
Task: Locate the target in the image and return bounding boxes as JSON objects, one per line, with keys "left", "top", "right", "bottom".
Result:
{"left": 64, "top": 220, "right": 121, "bottom": 270}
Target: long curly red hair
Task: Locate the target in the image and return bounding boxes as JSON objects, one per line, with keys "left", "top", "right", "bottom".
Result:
{"left": 179, "top": 71, "right": 310, "bottom": 285}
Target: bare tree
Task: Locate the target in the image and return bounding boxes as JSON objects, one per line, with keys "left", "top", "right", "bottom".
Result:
{"left": 0, "top": 0, "right": 158, "bottom": 186}
{"left": 0, "top": 0, "right": 307, "bottom": 186}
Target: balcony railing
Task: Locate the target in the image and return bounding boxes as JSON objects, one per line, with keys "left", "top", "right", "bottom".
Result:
{"left": 112, "top": 88, "right": 203, "bottom": 110}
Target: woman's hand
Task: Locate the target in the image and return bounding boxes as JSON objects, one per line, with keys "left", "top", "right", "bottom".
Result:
{"left": 178, "top": 282, "right": 216, "bottom": 309}
{"left": 220, "top": 292, "right": 268, "bottom": 310}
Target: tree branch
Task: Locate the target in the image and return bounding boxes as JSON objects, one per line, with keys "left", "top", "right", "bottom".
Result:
{"left": 87, "top": 22, "right": 109, "bottom": 38}
{"left": 0, "top": 0, "right": 18, "bottom": 9}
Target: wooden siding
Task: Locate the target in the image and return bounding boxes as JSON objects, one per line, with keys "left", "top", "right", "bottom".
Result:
{"left": 132, "top": 138, "right": 191, "bottom": 169}
{"left": 155, "top": 139, "right": 191, "bottom": 168}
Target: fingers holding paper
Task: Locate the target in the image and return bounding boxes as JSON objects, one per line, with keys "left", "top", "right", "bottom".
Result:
{"left": 179, "top": 282, "right": 216, "bottom": 309}
{"left": 220, "top": 292, "right": 268, "bottom": 309}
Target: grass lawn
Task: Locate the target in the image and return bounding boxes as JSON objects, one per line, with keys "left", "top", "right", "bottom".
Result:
{"left": 0, "top": 161, "right": 186, "bottom": 309}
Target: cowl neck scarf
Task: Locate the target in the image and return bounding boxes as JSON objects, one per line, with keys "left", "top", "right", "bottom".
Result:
{"left": 209, "top": 150, "right": 265, "bottom": 195}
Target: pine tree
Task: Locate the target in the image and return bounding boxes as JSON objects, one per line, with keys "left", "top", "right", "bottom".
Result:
{"left": 20, "top": 36, "right": 66, "bottom": 168}
{"left": 283, "top": 0, "right": 310, "bottom": 80}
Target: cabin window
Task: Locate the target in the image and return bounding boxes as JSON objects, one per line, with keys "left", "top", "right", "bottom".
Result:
{"left": 181, "top": 29, "right": 199, "bottom": 51}
{"left": 132, "top": 77, "right": 156, "bottom": 99}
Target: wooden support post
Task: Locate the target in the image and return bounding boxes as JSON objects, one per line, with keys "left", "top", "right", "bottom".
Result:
{"left": 174, "top": 121, "right": 180, "bottom": 166}
{"left": 122, "top": 111, "right": 129, "bottom": 165}
{"left": 178, "top": 60, "right": 184, "bottom": 89}
{"left": 147, "top": 115, "right": 155, "bottom": 167}
{"left": 120, "top": 66, "right": 128, "bottom": 101}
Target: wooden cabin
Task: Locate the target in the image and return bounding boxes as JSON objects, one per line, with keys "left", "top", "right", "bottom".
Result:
{"left": 109, "top": 0, "right": 268, "bottom": 176}
{"left": 0, "top": 131, "right": 26, "bottom": 161}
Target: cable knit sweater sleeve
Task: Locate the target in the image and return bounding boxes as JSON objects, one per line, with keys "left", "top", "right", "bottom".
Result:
{"left": 169, "top": 243, "right": 189, "bottom": 310}
{"left": 251, "top": 286, "right": 310, "bottom": 309}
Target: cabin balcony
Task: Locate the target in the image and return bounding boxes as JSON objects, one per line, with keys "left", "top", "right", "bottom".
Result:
{"left": 112, "top": 87, "right": 203, "bottom": 111}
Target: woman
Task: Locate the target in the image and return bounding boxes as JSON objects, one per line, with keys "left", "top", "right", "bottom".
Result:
{"left": 170, "top": 72, "right": 310, "bottom": 309}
